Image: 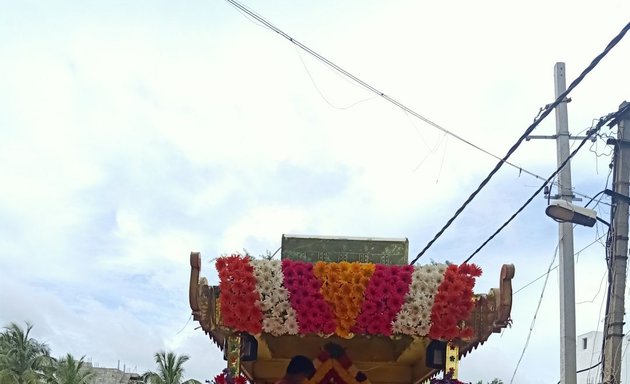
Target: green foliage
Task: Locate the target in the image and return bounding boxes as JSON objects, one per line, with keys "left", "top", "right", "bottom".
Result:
{"left": 46, "top": 355, "right": 93, "bottom": 384}
{"left": 260, "top": 250, "right": 275, "bottom": 260}
{"left": 0, "top": 323, "right": 52, "bottom": 384}
{"left": 142, "top": 352, "right": 200, "bottom": 384}
{"left": 430, "top": 259, "right": 453, "bottom": 266}
{"left": 1, "top": 323, "right": 201, "bottom": 384}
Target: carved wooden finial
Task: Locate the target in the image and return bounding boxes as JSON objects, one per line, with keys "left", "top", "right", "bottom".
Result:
{"left": 189, "top": 252, "right": 202, "bottom": 313}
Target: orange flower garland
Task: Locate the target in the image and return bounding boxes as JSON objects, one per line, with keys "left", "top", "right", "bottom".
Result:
{"left": 428, "top": 263, "right": 482, "bottom": 340}
{"left": 216, "top": 255, "right": 263, "bottom": 334}
{"left": 313, "top": 261, "right": 375, "bottom": 338}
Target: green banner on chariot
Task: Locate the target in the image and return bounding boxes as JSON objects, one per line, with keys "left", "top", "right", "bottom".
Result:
{"left": 281, "top": 235, "right": 409, "bottom": 265}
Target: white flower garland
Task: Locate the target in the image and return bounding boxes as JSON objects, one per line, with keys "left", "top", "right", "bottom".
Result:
{"left": 251, "top": 260, "right": 299, "bottom": 336}
{"left": 392, "top": 264, "right": 447, "bottom": 336}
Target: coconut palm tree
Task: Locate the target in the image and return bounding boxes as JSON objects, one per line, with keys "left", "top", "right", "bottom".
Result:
{"left": 0, "top": 323, "right": 52, "bottom": 384}
{"left": 143, "top": 352, "right": 199, "bottom": 384}
{"left": 46, "top": 355, "right": 93, "bottom": 384}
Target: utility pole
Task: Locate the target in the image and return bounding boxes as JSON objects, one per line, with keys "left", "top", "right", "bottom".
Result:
{"left": 554, "top": 62, "right": 577, "bottom": 384}
{"left": 526, "top": 63, "right": 583, "bottom": 384}
{"left": 604, "top": 101, "right": 630, "bottom": 384}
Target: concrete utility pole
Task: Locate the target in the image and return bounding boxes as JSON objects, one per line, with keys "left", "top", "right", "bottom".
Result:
{"left": 554, "top": 62, "right": 577, "bottom": 384}
{"left": 603, "top": 101, "right": 630, "bottom": 384}
{"left": 526, "top": 63, "right": 586, "bottom": 384}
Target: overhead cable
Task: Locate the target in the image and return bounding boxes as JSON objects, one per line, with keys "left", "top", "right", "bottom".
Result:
{"left": 510, "top": 241, "right": 560, "bottom": 383}
{"left": 410, "top": 20, "right": 630, "bottom": 264}
{"left": 513, "top": 234, "right": 607, "bottom": 295}
{"left": 223, "top": 0, "right": 621, "bottom": 215}
{"left": 462, "top": 104, "right": 630, "bottom": 264}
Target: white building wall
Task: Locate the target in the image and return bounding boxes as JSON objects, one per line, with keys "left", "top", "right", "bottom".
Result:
{"left": 576, "top": 331, "right": 630, "bottom": 384}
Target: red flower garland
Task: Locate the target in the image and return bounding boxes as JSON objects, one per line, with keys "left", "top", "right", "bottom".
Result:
{"left": 282, "top": 260, "right": 337, "bottom": 334}
{"left": 428, "top": 264, "right": 482, "bottom": 340}
{"left": 212, "top": 372, "right": 248, "bottom": 384}
{"left": 216, "top": 255, "right": 263, "bottom": 334}
{"left": 352, "top": 264, "right": 414, "bottom": 335}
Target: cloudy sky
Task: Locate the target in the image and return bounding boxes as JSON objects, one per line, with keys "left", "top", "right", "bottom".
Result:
{"left": 1, "top": 1, "right": 630, "bottom": 383}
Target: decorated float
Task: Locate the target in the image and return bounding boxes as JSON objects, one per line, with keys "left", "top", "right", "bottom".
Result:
{"left": 189, "top": 236, "right": 514, "bottom": 384}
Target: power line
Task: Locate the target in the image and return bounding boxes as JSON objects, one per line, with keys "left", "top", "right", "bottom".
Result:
{"left": 576, "top": 271, "right": 607, "bottom": 305}
{"left": 579, "top": 361, "right": 603, "bottom": 374}
{"left": 513, "top": 234, "right": 606, "bottom": 295}
{"left": 410, "top": 20, "right": 630, "bottom": 264}
{"left": 511, "top": 230, "right": 608, "bottom": 382}
{"left": 223, "top": 0, "right": 526, "bottom": 164}
{"left": 462, "top": 106, "right": 630, "bottom": 264}
{"left": 588, "top": 292, "right": 607, "bottom": 383}
{"left": 175, "top": 315, "right": 193, "bottom": 335}
{"left": 510, "top": 241, "right": 560, "bottom": 383}
{"left": 557, "top": 362, "right": 603, "bottom": 384}
{"left": 294, "top": 48, "right": 377, "bottom": 110}
{"left": 223, "top": 0, "right": 620, "bottom": 215}
{"left": 226, "top": 0, "right": 623, "bottom": 202}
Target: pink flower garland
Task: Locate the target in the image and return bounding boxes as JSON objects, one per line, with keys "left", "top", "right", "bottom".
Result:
{"left": 352, "top": 264, "right": 414, "bottom": 335}
{"left": 281, "top": 260, "right": 336, "bottom": 334}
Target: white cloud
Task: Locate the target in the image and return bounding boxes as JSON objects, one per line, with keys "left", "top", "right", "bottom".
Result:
{"left": 1, "top": 0, "right": 630, "bottom": 382}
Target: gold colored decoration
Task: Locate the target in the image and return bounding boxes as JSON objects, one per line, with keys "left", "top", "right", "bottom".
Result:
{"left": 214, "top": 288, "right": 222, "bottom": 327}
{"left": 226, "top": 333, "right": 241, "bottom": 378}
{"left": 445, "top": 343, "right": 459, "bottom": 379}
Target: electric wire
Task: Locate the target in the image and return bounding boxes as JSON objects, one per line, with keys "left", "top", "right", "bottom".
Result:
{"left": 462, "top": 105, "right": 630, "bottom": 264}
{"left": 295, "top": 48, "right": 376, "bottom": 110}
{"left": 576, "top": 271, "right": 608, "bottom": 305}
{"left": 223, "top": 0, "right": 533, "bottom": 164}
{"left": 175, "top": 315, "right": 193, "bottom": 335}
{"left": 513, "top": 234, "right": 607, "bottom": 295}
{"left": 412, "top": 21, "right": 630, "bottom": 264}
{"left": 413, "top": 133, "right": 447, "bottom": 172}
{"left": 435, "top": 136, "right": 449, "bottom": 183}
{"left": 411, "top": 20, "right": 630, "bottom": 264}
{"left": 222, "top": 0, "right": 621, "bottom": 225}
{"left": 588, "top": 291, "right": 607, "bottom": 383}
{"left": 509, "top": 241, "right": 560, "bottom": 384}
{"left": 557, "top": 362, "right": 603, "bottom": 384}
{"left": 513, "top": 230, "right": 607, "bottom": 383}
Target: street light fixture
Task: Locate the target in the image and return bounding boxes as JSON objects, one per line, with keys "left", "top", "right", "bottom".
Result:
{"left": 545, "top": 189, "right": 630, "bottom": 228}
{"left": 546, "top": 200, "right": 598, "bottom": 227}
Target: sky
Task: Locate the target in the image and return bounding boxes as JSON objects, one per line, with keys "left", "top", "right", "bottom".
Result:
{"left": 1, "top": 0, "right": 630, "bottom": 383}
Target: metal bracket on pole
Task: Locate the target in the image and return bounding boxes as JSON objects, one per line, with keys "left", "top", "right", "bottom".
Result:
{"left": 526, "top": 135, "right": 595, "bottom": 142}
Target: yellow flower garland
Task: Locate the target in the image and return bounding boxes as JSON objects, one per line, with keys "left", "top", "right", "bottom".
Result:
{"left": 313, "top": 261, "right": 375, "bottom": 338}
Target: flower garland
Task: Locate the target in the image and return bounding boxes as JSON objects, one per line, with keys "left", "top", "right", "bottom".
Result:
{"left": 214, "top": 256, "right": 482, "bottom": 339}
{"left": 251, "top": 259, "right": 299, "bottom": 336}
{"left": 211, "top": 372, "right": 249, "bottom": 384}
{"left": 393, "top": 263, "right": 447, "bottom": 335}
{"left": 215, "top": 255, "right": 263, "bottom": 334}
{"left": 429, "top": 264, "right": 482, "bottom": 340}
{"left": 313, "top": 261, "right": 375, "bottom": 338}
{"left": 282, "top": 260, "right": 337, "bottom": 335}
{"left": 353, "top": 264, "right": 414, "bottom": 336}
